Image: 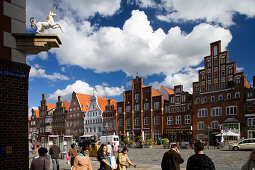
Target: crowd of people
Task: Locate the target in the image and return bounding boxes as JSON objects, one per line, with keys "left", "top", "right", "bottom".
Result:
{"left": 29, "top": 139, "right": 255, "bottom": 170}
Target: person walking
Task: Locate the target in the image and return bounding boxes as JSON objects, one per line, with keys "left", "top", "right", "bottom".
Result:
{"left": 117, "top": 147, "right": 136, "bottom": 170}
{"left": 161, "top": 144, "right": 184, "bottom": 170}
{"left": 113, "top": 142, "right": 119, "bottom": 158}
{"left": 69, "top": 143, "right": 78, "bottom": 168}
{"left": 72, "top": 146, "right": 92, "bottom": 170}
{"left": 107, "top": 142, "right": 112, "bottom": 157}
{"left": 186, "top": 141, "right": 215, "bottom": 170}
{"left": 49, "top": 140, "right": 61, "bottom": 170}
{"left": 29, "top": 139, "right": 34, "bottom": 160}
{"left": 30, "top": 147, "right": 50, "bottom": 170}
{"left": 241, "top": 150, "right": 255, "bottom": 170}
{"left": 33, "top": 145, "right": 40, "bottom": 159}
{"left": 97, "top": 144, "right": 116, "bottom": 170}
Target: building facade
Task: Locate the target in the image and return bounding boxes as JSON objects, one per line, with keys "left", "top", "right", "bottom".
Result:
{"left": 117, "top": 76, "right": 173, "bottom": 141}
{"left": 102, "top": 99, "right": 117, "bottom": 135}
{"left": 39, "top": 94, "right": 56, "bottom": 138}
{"left": 28, "top": 109, "right": 40, "bottom": 141}
{"left": 244, "top": 76, "right": 255, "bottom": 138}
{"left": 163, "top": 85, "right": 193, "bottom": 143}
{"left": 52, "top": 96, "right": 70, "bottom": 135}
{"left": 192, "top": 41, "right": 251, "bottom": 144}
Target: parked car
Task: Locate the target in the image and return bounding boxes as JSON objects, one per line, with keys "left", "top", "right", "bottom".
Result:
{"left": 229, "top": 138, "right": 255, "bottom": 151}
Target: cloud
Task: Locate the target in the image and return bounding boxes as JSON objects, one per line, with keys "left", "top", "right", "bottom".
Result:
{"left": 150, "top": 0, "right": 255, "bottom": 27}
{"left": 102, "top": 82, "right": 109, "bottom": 86}
{"left": 27, "top": 52, "right": 49, "bottom": 61}
{"left": 30, "top": 65, "right": 69, "bottom": 81}
{"left": 61, "top": 67, "right": 65, "bottom": 72}
{"left": 48, "top": 80, "right": 125, "bottom": 101}
{"left": 47, "top": 10, "right": 232, "bottom": 77}
{"left": 237, "top": 67, "right": 244, "bottom": 72}
{"left": 149, "top": 67, "right": 202, "bottom": 93}
{"left": 28, "top": 106, "right": 39, "bottom": 117}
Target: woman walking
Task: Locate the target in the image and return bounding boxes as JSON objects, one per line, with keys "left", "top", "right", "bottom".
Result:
{"left": 97, "top": 144, "right": 116, "bottom": 170}
{"left": 242, "top": 150, "right": 255, "bottom": 170}
{"left": 69, "top": 144, "right": 78, "bottom": 168}
{"left": 117, "top": 147, "right": 136, "bottom": 170}
{"left": 72, "top": 146, "right": 92, "bottom": 170}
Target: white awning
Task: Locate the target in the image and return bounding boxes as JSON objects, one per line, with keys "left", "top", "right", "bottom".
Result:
{"left": 216, "top": 130, "right": 239, "bottom": 137}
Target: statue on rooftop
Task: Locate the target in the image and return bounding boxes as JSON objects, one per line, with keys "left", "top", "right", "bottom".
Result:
{"left": 30, "top": 7, "right": 63, "bottom": 34}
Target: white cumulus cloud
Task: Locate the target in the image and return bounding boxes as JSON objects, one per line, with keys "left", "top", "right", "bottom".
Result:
{"left": 48, "top": 80, "right": 125, "bottom": 101}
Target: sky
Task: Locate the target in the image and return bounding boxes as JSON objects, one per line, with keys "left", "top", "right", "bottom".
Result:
{"left": 26, "top": 0, "right": 255, "bottom": 114}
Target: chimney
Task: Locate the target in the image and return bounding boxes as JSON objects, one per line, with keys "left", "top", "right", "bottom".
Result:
{"left": 58, "top": 96, "right": 62, "bottom": 102}
{"left": 253, "top": 76, "right": 255, "bottom": 88}
{"left": 42, "top": 94, "right": 45, "bottom": 100}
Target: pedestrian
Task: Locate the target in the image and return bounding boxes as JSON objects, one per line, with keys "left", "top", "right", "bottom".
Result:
{"left": 97, "top": 144, "right": 116, "bottom": 170}
{"left": 30, "top": 147, "right": 50, "bottom": 170}
{"left": 72, "top": 145, "right": 92, "bottom": 170}
{"left": 69, "top": 143, "right": 78, "bottom": 168}
{"left": 29, "top": 139, "right": 34, "bottom": 160}
{"left": 113, "top": 142, "right": 119, "bottom": 158}
{"left": 107, "top": 142, "right": 112, "bottom": 156}
{"left": 49, "top": 140, "right": 61, "bottom": 170}
{"left": 33, "top": 145, "right": 40, "bottom": 159}
{"left": 186, "top": 141, "right": 215, "bottom": 170}
{"left": 117, "top": 147, "right": 136, "bottom": 170}
{"left": 161, "top": 144, "right": 184, "bottom": 170}
{"left": 241, "top": 150, "right": 255, "bottom": 170}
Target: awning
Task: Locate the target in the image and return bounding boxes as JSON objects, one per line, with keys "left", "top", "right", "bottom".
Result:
{"left": 79, "top": 134, "right": 94, "bottom": 138}
{"left": 48, "top": 135, "right": 59, "bottom": 137}
{"left": 216, "top": 130, "right": 239, "bottom": 137}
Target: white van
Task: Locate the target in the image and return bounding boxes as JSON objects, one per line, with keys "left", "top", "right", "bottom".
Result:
{"left": 99, "top": 135, "right": 119, "bottom": 146}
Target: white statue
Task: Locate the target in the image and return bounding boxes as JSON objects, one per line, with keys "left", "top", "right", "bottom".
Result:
{"left": 30, "top": 7, "right": 63, "bottom": 34}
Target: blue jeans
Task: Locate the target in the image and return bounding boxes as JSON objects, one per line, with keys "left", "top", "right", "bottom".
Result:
{"left": 52, "top": 158, "right": 59, "bottom": 170}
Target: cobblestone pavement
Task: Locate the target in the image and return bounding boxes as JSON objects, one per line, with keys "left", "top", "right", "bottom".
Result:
{"left": 30, "top": 148, "right": 250, "bottom": 170}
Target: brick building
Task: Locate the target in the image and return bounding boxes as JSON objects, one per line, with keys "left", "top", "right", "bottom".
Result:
{"left": 163, "top": 85, "right": 193, "bottom": 143}
{"left": 52, "top": 96, "right": 70, "bottom": 136}
{"left": 192, "top": 41, "right": 251, "bottom": 144}
{"left": 38, "top": 94, "right": 56, "bottom": 138}
{"left": 28, "top": 109, "right": 40, "bottom": 141}
{"left": 243, "top": 76, "right": 255, "bottom": 138}
{"left": 117, "top": 76, "right": 173, "bottom": 141}
{"left": 102, "top": 99, "right": 117, "bottom": 135}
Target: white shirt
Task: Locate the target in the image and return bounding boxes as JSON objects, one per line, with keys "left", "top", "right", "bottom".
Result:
{"left": 107, "top": 144, "right": 112, "bottom": 153}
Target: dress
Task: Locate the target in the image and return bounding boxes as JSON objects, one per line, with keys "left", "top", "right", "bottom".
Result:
{"left": 117, "top": 153, "right": 133, "bottom": 170}
{"left": 72, "top": 153, "right": 92, "bottom": 170}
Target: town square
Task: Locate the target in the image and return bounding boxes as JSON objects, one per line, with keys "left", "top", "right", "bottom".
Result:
{"left": 1, "top": 0, "right": 255, "bottom": 169}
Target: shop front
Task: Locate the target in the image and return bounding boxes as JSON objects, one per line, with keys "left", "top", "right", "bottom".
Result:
{"left": 165, "top": 126, "right": 192, "bottom": 143}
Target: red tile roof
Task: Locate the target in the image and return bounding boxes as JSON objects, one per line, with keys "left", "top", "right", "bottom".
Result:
{"left": 28, "top": 117, "right": 31, "bottom": 121}
{"left": 34, "top": 110, "right": 39, "bottom": 118}
{"left": 152, "top": 88, "right": 161, "bottom": 97}
{"left": 244, "top": 77, "right": 252, "bottom": 88}
{"left": 161, "top": 86, "right": 174, "bottom": 94}
{"left": 47, "top": 103, "right": 56, "bottom": 111}
{"left": 63, "top": 101, "right": 70, "bottom": 111}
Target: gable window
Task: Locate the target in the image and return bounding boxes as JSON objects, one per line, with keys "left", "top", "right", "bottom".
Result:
{"left": 165, "top": 106, "right": 170, "bottom": 113}
{"left": 154, "top": 102, "right": 160, "bottom": 110}
{"left": 236, "top": 79, "right": 241, "bottom": 85}
{"left": 135, "top": 94, "right": 139, "bottom": 100}
{"left": 201, "top": 86, "right": 205, "bottom": 92}
{"left": 176, "top": 97, "right": 180, "bottom": 103}
{"left": 126, "top": 105, "right": 131, "bottom": 112}
{"left": 171, "top": 107, "right": 175, "bottom": 113}
{"left": 118, "top": 107, "right": 122, "bottom": 114}
{"left": 195, "top": 86, "right": 200, "bottom": 92}
{"left": 198, "top": 109, "right": 208, "bottom": 117}
{"left": 176, "top": 107, "right": 180, "bottom": 112}
{"left": 182, "top": 95, "right": 186, "bottom": 102}
{"left": 226, "top": 106, "right": 237, "bottom": 115}
{"left": 144, "top": 103, "right": 150, "bottom": 110}
{"left": 208, "top": 74, "right": 212, "bottom": 80}
{"left": 221, "top": 57, "right": 225, "bottom": 64}
{"left": 170, "top": 97, "right": 174, "bottom": 104}
{"left": 207, "top": 61, "right": 211, "bottom": 68}
{"left": 247, "top": 92, "right": 253, "bottom": 98}
{"left": 208, "top": 85, "right": 212, "bottom": 91}
{"left": 214, "top": 61, "right": 218, "bottom": 67}
{"left": 182, "top": 106, "right": 185, "bottom": 112}
{"left": 135, "top": 104, "right": 140, "bottom": 111}
{"left": 221, "top": 71, "right": 225, "bottom": 77}
{"left": 167, "top": 116, "right": 173, "bottom": 125}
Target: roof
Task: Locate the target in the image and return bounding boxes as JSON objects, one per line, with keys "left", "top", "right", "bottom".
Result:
{"left": 47, "top": 103, "right": 56, "bottom": 111}
{"left": 28, "top": 117, "right": 31, "bottom": 121}
{"left": 244, "top": 77, "right": 251, "bottom": 88}
{"left": 161, "top": 86, "right": 174, "bottom": 94}
{"left": 152, "top": 88, "right": 161, "bottom": 97}
{"left": 34, "top": 110, "right": 39, "bottom": 118}
{"left": 223, "top": 118, "right": 240, "bottom": 123}
{"left": 63, "top": 101, "right": 70, "bottom": 111}
{"left": 76, "top": 93, "right": 117, "bottom": 113}
{"left": 142, "top": 85, "right": 147, "bottom": 88}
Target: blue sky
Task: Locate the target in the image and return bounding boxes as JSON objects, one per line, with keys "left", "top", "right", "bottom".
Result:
{"left": 26, "top": 0, "right": 255, "bottom": 113}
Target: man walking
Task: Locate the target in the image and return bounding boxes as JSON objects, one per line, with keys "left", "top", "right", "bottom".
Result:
{"left": 113, "top": 142, "right": 119, "bottom": 157}
{"left": 187, "top": 141, "right": 215, "bottom": 170}
{"left": 29, "top": 139, "right": 34, "bottom": 160}
{"left": 161, "top": 144, "right": 184, "bottom": 170}
{"left": 49, "top": 140, "right": 60, "bottom": 170}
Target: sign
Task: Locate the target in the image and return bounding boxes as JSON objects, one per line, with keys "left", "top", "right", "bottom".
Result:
{"left": 204, "top": 130, "right": 212, "bottom": 132}
{"left": 49, "top": 141, "right": 53, "bottom": 146}
{"left": 0, "top": 69, "right": 27, "bottom": 78}
{"left": 225, "top": 128, "right": 229, "bottom": 132}
{"left": 6, "top": 146, "right": 12, "bottom": 154}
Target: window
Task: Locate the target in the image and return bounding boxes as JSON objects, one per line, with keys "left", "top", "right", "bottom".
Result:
{"left": 118, "top": 107, "right": 122, "bottom": 114}
{"left": 208, "top": 85, "right": 212, "bottom": 91}
{"left": 118, "top": 119, "right": 123, "bottom": 127}
{"left": 77, "top": 113, "right": 79, "bottom": 117}
{"left": 153, "top": 130, "right": 161, "bottom": 142}
{"left": 176, "top": 107, "right": 180, "bottom": 112}
{"left": 203, "top": 97, "right": 207, "bottom": 103}
{"left": 70, "top": 108, "right": 72, "bottom": 112}
{"left": 228, "top": 68, "right": 233, "bottom": 74}
{"left": 221, "top": 83, "right": 225, "bottom": 89}
{"left": 77, "top": 107, "right": 79, "bottom": 110}
{"left": 171, "top": 107, "right": 175, "bottom": 113}
{"left": 212, "top": 107, "right": 222, "bottom": 116}
{"left": 226, "top": 106, "right": 237, "bottom": 115}
{"left": 135, "top": 118, "right": 140, "bottom": 126}
{"left": 144, "top": 103, "right": 149, "bottom": 110}
{"left": 236, "top": 79, "right": 241, "bottom": 85}
{"left": 235, "top": 92, "right": 240, "bottom": 98}
{"left": 227, "top": 93, "right": 231, "bottom": 100}
{"left": 208, "top": 73, "right": 212, "bottom": 80}
{"left": 185, "top": 115, "right": 191, "bottom": 124}
{"left": 214, "top": 46, "right": 218, "bottom": 56}
{"left": 176, "top": 115, "right": 181, "bottom": 125}
{"left": 167, "top": 116, "right": 173, "bottom": 125}
{"left": 135, "top": 104, "right": 140, "bottom": 111}
{"left": 126, "top": 106, "right": 131, "bottom": 112}
{"left": 198, "top": 122, "right": 204, "bottom": 130}
{"left": 247, "top": 118, "right": 255, "bottom": 126}
{"left": 248, "top": 92, "right": 253, "bottom": 98}
{"left": 170, "top": 96, "right": 174, "bottom": 104}
{"left": 154, "top": 102, "right": 160, "bottom": 109}
{"left": 70, "top": 114, "right": 72, "bottom": 118}
{"left": 176, "top": 88, "right": 180, "bottom": 93}
{"left": 248, "top": 130, "right": 255, "bottom": 138}
{"left": 154, "top": 116, "right": 161, "bottom": 125}
{"left": 218, "top": 95, "right": 223, "bottom": 102}
{"left": 196, "top": 98, "right": 200, "bottom": 104}
{"left": 221, "top": 71, "right": 225, "bottom": 77}
{"left": 212, "top": 121, "right": 218, "bottom": 129}
{"left": 73, "top": 114, "right": 75, "bottom": 118}
{"left": 195, "top": 86, "right": 199, "bottom": 92}
{"left": 176, "top": 97, "right": 180, "bottom": 103}
{"left": 211, "top": 96, "right": 215, "bottom": 102}
{"left": 73, "top": 107, "right": 76, "bottom": 111}
{"left": 144, "top": 117, "right": 150, "bottom": 125}
{"left": 94, "top": 127, "right": 96, "bottom": 132}
{"left": 198, "top": 109, "right": 208, "bottom": 117}
{"left": 182, "top": 106, "right": 185, "bottom": 112}
{"left": 182, "top": 95, "right": 186, "bottom": 102}
{"left": 221, "top": 57, "right": 225, "bottom": 64}
{"left": 98, "top": 127, "right": 101, "bottom": 132}
{"left": 214, "top": 84, "right": 218, "bottom": 90}
{"left": 73, "top": 101, "right": 75, "bottom": 105}
{"left": 214, "top": 60, "right": 218, "bottom": 67}
{"left": 214, "top": 72, "right": 218, "bottom": 79}
{"left": 201, "top": 75, "right": 205, "bottom": 80}
{"left": 126, "top": 118, "right": 131, "bottom": 126}
{"left": 207, "top": 61, "right": 211, "bottom": 67}
{"left": 135, "top": 94, "right": 139, "bottom": 100}
{"left": 201, "top": 86, "right": 205, "bottom": 92}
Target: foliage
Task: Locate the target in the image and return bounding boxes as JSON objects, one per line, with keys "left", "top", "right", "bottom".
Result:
{"left": 147, "top": 139, "right": 153, "bottom": 146}
{"left": 163, "top": 138, "right": 169, "bottom": 148}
